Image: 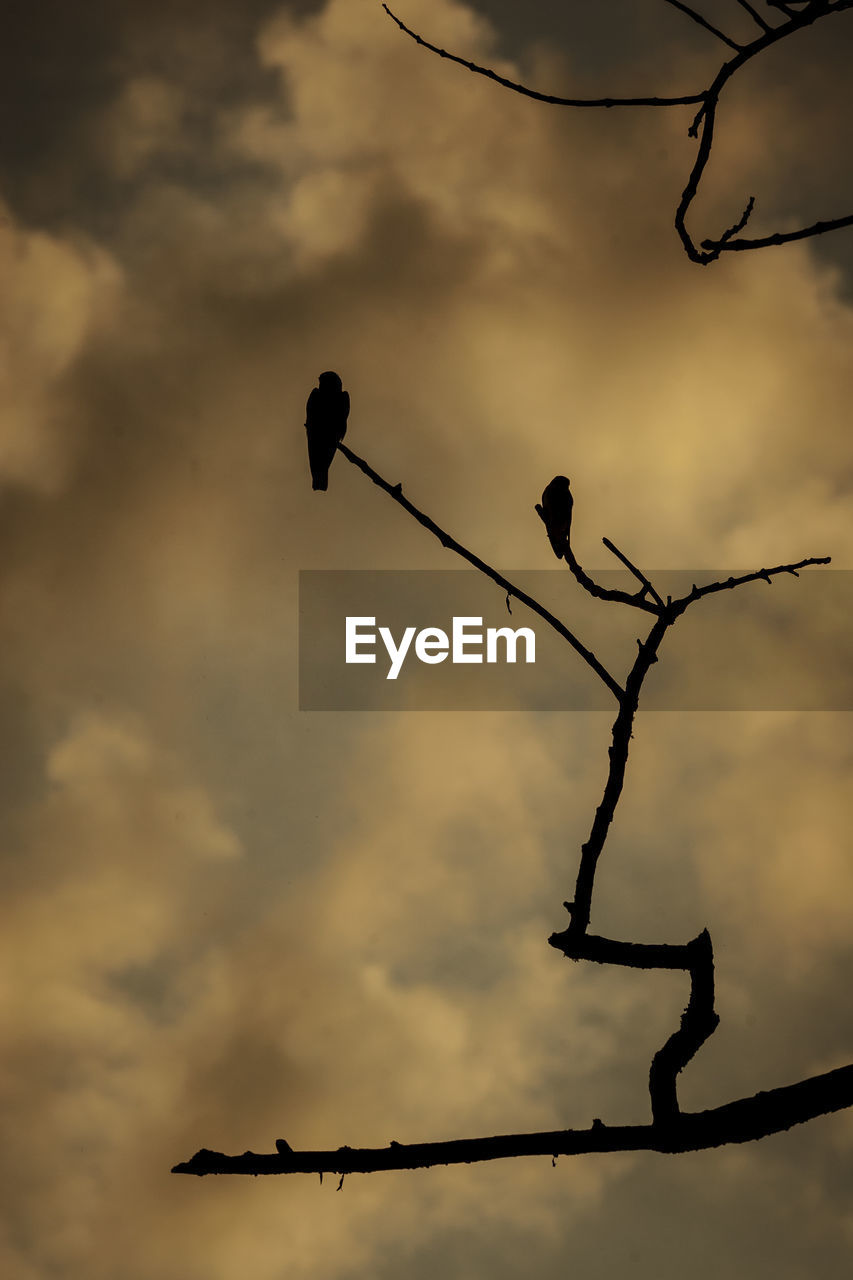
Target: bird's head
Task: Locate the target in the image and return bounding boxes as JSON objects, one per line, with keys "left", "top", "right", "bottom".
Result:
{"left": 318, "top": 371, "right": 343, "bottom": 390}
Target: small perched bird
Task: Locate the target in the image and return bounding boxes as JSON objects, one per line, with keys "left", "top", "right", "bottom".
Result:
{"left": 305, "top": 370, "right": 350, "bottom": 490}
{"left": 536, "top": 475, "right": 573, "bottom": 559}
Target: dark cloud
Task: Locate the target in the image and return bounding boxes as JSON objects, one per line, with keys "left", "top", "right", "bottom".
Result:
{"left": 0, "top": 0, "right": 320, "bottom": 230}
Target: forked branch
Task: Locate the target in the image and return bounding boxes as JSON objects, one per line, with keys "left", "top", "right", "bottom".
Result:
{"left": 173, "top": 440, "right": 837, "bottom": 1178}
{"left": 383, "top": 2, "right": 853, "bottom": 264}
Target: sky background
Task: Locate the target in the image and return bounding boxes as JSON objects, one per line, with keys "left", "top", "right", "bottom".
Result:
{"left": 2, "top": 1, "right": 853, "bottom": 1276}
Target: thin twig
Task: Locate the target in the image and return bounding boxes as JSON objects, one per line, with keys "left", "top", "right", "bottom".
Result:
{"left": 555, "top": 549, "right": 828, "bottom": 1111}
{"left": 384, "top": 1, "right": 853, "bottom": 264}
{"left": 381, "top": 5, "right": 706, "bottom": 108}
{"left": 564, "top": 545, "right": 660, "bottom": 614}
{"left": 661, "top": 0, "right": 743, "bottom": 50}
{"left": 534, "top": 499, "right": 661, "bottom": 614}
{"left": 716, "top": 194, "right": 756, "bottom": 245}
{"left": 602, "top": 536, "right": 666, "bottom": 608}
{"left": 669, "top": 556, "right": 831, "bottom": 616}
{"left": 550, "top": 922, "right": 719, "bottom": 1123}
{"left": 337, "top": 442, "right": 624, "bottom": 700}
{"left": 672, "top": 1, "right": 853, "bottom": 262}
{"left": 567, "top": 616, "right": 670, "bottom": 936}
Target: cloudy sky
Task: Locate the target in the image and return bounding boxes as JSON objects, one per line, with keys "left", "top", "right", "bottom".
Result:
{"left": 2, "top": 1, "right": 853, "bottom": 1276}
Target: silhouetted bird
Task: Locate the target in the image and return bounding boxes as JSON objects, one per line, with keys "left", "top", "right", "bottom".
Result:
{"left": 536, "top": 475, "right": 573, "bottom": 559}
{"left": 306, "top": 371, "right": 350, "bottom": 490}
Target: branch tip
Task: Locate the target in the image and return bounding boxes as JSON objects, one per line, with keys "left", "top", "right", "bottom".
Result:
{"left": 382, "top": 3, "right": 705, "bottom": 108}
{"left": 662, "top": 0, "right": 744, "bottom": 51}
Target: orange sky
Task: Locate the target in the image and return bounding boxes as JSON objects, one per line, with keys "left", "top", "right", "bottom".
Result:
{"left": 1, "top": 2, "right": 852, "bottom": 1277}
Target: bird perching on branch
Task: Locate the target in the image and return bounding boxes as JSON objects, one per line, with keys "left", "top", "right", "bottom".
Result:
{"left": 536, "top": 475, "right": 573, "bottom": 559}
{"left": 305, "top": 371, "right": 350, "bottom": 490}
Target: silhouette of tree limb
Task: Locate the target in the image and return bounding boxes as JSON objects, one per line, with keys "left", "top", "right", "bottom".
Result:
{"left": 383, "top": 1, "right": 853, "bottom": 264}
{"left": 562, "top": 612, "right": 670, "bottom": 937}
{"left": 557, "top": 551, "right": 828, "bottom": 937}
{"left": 173, "top": 1061, "right": 853, "bottom": 1175}
{"left": 702, "top": 209, "right": 853, "bottom": 253}
{"left": 534, "top": 494, "right": 662, "bottom": 613}
{"left": 563, "top": 542, "right": 661, "bottom": 613}
{"left": 173, "top": 434, "right": 835, "bottom": 1178}
{"left": 338, "top": 441, "right": 624, "bottom": 699}
{"left": 735, "top": 0, "right": 774, "bottom": 34}
{"left": 662, "top": 0, "right": 743, "bottom": 51}
{"left": 381, "top": 4, "right": 706, "bottom": 108}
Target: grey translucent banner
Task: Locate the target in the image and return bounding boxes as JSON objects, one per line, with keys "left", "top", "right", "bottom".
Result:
{"left": 298, "top": 569, "right": 851, "bottom": 710}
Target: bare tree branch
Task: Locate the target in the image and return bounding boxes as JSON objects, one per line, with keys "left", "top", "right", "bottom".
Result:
{"left": 381, "top": 5, "right": 706, "bottom": 108}
{"left": 384, "top": 1, "right": 853, "bottom": 264}
{"left": 338, "top": 441, "right": 624, "bottom": 699}
{"left": 173, "top": 1060, "right": 853, "bottom": 1175}
{"left": 661, "top": 0, "right": 743, "bottom": 51}
{"left": 562, "top": 544, "right": 661, "bottom": 613}
{"left": 702, "top": 210, "right": 853, "bottom": 253}
{"left": 715, "top": 194, "right": 756, "bottom": 246}
{"left": 534, "top": 494, "right": 663, "bottom": 613}
{"left": 602, "top": 536, "right": 666, "bottom": 608}
{"left": 671, "top": 2, "right": 851, "bottom": 262}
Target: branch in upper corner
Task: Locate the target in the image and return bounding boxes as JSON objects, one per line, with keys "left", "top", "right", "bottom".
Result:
{"left": 716, "top": 195, "right": 756, "bottom": 246}
{"left": 602, "top": 537, "right": 666, "bottom": 609}
{"left": 702, "top": 210, "right": 853, "bottom": 254}
{"left": 550, "top": 923, "right": 720, "bottom": 1122}
{"left": 381, "top": 5, "right": 706, "bottom": 108}
{"left": 384, "top": 1, "right": 853, "bottom": 265}
{"left": 669, "top": 555, "right": 831, "bottom": 617}
{"left": 337, "top": 442, "right": 624, "bottom": 700}
{"left": 533, "top": 486, "right": 661, "bottom": 614}
{"left": 563, "top": 544, "right": 661, "bottom": 614}
{"left": 661, "top": 0, "right": 744, "bottom": 51}
{"left": 668, "top": 0, "right": 853, "bottom": 261}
